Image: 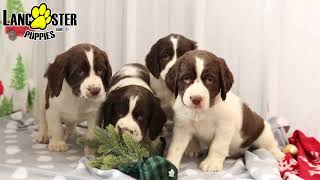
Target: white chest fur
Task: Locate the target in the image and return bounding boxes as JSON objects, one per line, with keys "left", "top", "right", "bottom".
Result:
{"left": 48, "top": 80, "right": 105, "bottom": 123}
{"left": 173, "top": 92, "right": 245, "bottom": 155}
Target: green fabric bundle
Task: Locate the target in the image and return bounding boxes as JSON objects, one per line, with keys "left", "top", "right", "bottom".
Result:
{"left": 78, "top": 125, "right": 177, "bottom": 180}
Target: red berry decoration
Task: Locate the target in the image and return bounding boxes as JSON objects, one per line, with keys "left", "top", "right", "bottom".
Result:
{"left": 0, "top": 80, "right": 4, "bottom": 96}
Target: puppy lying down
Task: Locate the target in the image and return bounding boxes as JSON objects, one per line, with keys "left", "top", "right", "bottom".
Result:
{"left": 165, "top": 50, "right": 284, "bottom": 172}
{"left": 100, "top": 63, "right": 167, "bottom": 142}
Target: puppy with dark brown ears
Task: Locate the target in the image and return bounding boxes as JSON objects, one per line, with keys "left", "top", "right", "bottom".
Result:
{"left": 100, "top": 63, "right": 167, "bottom": 143}
{"left": 145, "top": 34, "right": 201, "bottom": 157}
{"left": 165, "top": 50, "right": 284, "bottom": 171}
{"left": 36, "top": 43, "right": 112, "bottom": 152}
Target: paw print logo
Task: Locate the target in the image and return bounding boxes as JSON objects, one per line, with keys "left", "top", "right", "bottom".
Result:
{"left": 30, "top": 3, "right": 52, "bottom": 30}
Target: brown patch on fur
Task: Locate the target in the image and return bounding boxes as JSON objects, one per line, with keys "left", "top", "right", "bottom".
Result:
{"left": 45, "top": 85, "right": 50, "bottom": 109}
{"left": 108, "top": 63, "right": 151, "bottom": 90}
{"left": 201, "top": 55, "right": 222, "bottom": 106}
{"left": 93, "top": 48, "right": 112, "bottom": 89}
{"left": 241, "top": 103, "right": 265, "bottom": 148}
{"left": 148, "top": 97, "right": 167, "bottom": 140}
{"left": 218, "top": 58, "right": 233, "bottom": 100}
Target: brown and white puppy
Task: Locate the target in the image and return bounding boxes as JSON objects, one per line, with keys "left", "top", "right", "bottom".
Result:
{"left": 165, "top": 50, "right": 284, "bottom": 171}
{"left": 100, "top": 63, "right": 167, "bottom": 142}
{"left": 36, "top": 43, "right": 112, "bottom": 152}
{"left": 145, "top": 33, "right": 197, "bottom": 119}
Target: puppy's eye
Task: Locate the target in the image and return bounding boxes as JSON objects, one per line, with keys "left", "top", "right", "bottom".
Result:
{"left": 161, "top": 53, "right": 170, "bottom": 61}
{"left": 78, "top": 70, "right": 85, "bottom": 77}
{"left": 204, "top": 76, "right": 215, "bottom": 84}
{"left": 96, "top": 69, "right": 103, "bottom": 76}
{"left": 182, "top": 75, "right": 192, "bottom": 84}
{"left": 136, "top": 115, "right": 143, "bottom": 121}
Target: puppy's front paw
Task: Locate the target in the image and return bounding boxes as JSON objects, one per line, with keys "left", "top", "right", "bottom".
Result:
{"left": 200, "top": 157, "right": 223, "bottom": 172}
{"left": 48, "top": 141, "right": 68, "bottom": 152}
{"left": 36, "top": 132, "right": 49, "bottom": 144}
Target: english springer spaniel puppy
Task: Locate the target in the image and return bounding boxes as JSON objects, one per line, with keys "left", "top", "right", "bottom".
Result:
{"left": 100, "top": 63, "right": 167, "bottom": 142}
{"left": 36, "top": 43, "right": 112, "bottom": 152}
{"left": 145, "top": 34, "right": 197, "bottom": 120}
{"left": 165, "top": 50, "right": 284, "bottom": 171}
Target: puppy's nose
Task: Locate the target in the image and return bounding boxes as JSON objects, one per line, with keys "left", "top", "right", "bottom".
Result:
{"left": 190, "top": 96, "right": 202, "bottom": 105}
{"left": 88, "top": 87, "right": 101, "bottom": 96}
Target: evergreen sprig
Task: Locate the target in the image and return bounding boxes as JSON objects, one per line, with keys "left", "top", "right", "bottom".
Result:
{"left": 0, "top": 96, "right": 14, "bottom": 117}
{"left": 26, "top": 88, "right": 36, "bottom": 112}
{"left": 78, "top": 125, "right": 149, "bottom": 170}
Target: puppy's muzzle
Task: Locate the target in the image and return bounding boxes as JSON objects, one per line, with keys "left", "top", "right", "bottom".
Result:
{"left": 190, "top": 95, "right": 202, "bottom": 106}
{"left": 117, "top": 126, "right": 134, "bottom": 135}
{"left": 87, "top": 86, "right": 101, "bottom": 97}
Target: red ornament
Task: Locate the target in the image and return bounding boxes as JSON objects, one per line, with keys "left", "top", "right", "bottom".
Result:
{"left": 0, "top": 80, "right": 4, "bottom": 96}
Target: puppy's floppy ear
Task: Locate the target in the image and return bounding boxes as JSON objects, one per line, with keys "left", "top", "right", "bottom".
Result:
{"left": 101, "top": 51, "right": 112, "bottom": 90}
{"left": 45, "top": 53, "right": 68, "bottom": 97}
{"left": 148, "top": 97, "right": 167, "bottom": 141}
{"left": 181, "top": 36, "right": 198, "bottom": 51}
{"left": 191, "top": 40, "right": 198, "bottom": 50}
{"left": 146, "top": 42, "right": 160, "bottom": 78}
{"left": 99, "top": 94, "right": 114, "bottom": 128}
{"left": 165, "top": 60, "right": 181, "bottom": 97}
{"left": 218, "top": 58, "right": 234, "bottom": 100}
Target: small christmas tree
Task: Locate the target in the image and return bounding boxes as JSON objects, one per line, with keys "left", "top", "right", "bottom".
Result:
{"left": 26, "top": 88, "right": 36, "bottom": 112}
{"left": 0, "top": 96, "right": 14, "bottom": 117}
{"left": 6, "top": 0, "right": 24, "bottom": 16}
{"left": 10, "top": 54, "right": 27, "bottom": 90}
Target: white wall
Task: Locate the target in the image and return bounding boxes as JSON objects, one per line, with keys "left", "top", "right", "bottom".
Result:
{"left": 278, "top": 1, "right": 320, "bottom": 138}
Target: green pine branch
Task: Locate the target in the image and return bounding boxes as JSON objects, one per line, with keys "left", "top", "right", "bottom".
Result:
{"left": 78, "top": 125, "right": 150, "bottom": 170}
{"left": 0, "top": 96, "right": 14, "bottom": 117}
{"left": 26, "top": 88, "right": 36, "bottom": 112}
